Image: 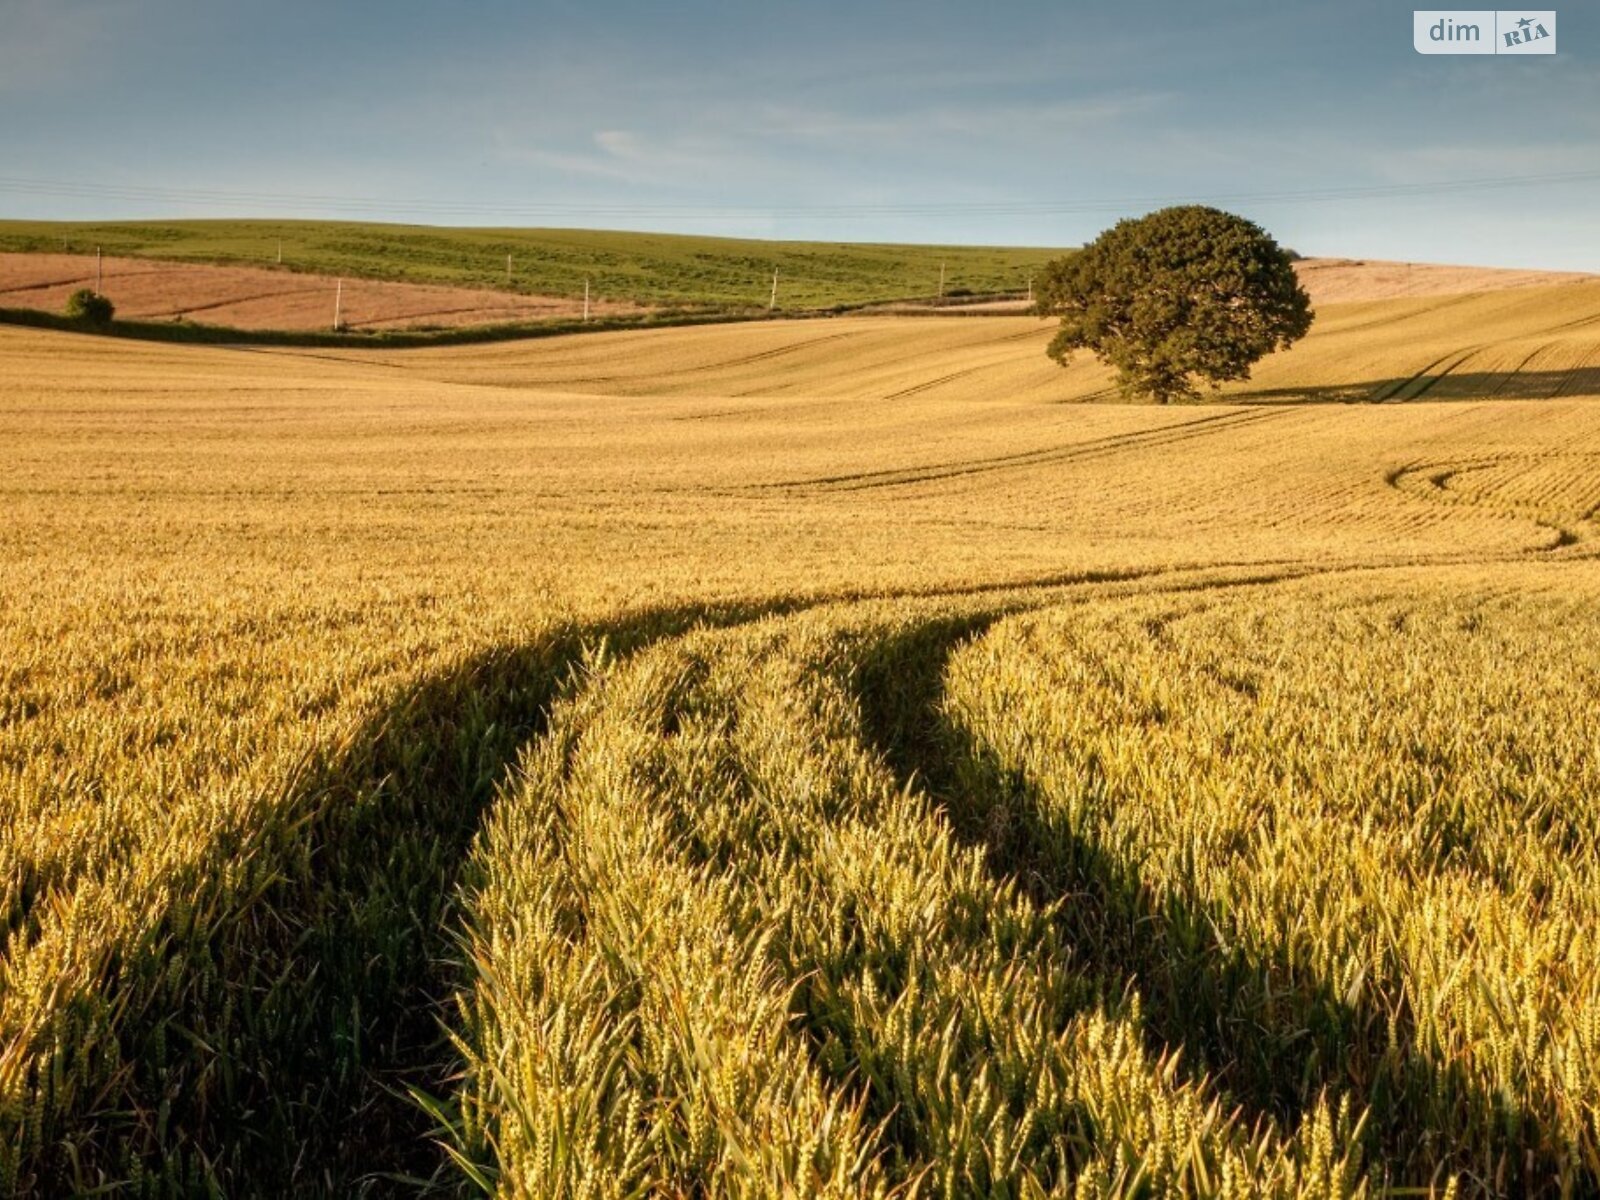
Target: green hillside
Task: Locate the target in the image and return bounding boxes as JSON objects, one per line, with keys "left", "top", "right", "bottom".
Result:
{"left": 0, "top": 218, "right": 1065, "bottom": 310}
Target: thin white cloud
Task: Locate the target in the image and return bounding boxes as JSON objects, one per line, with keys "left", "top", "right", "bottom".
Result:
{"left": 745, "top": 91, "right": 1170, "bottom": 145}
{"left": 491, "top": 127, "right": 741, "bottom": 188}
{"left": 593, "top": 129, "right": 640, "bottom": 158}
{"left": 490, "top": 88, "right": 1175, "bottom": 192}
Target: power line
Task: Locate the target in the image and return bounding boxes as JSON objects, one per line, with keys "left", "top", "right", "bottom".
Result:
{"left": 0, "top": 169, "right": 1596, "bottom": 222}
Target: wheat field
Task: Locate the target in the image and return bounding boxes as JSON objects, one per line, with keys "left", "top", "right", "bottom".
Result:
{"left": 3, "top": 280, "right": 1600, "bottom": 1196}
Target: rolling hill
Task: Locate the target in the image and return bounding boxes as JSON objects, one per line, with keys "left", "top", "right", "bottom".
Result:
{"left": 0, "top": 218, "right": 1063, "bottom": 309}
{"left": 321, "top": 276, "right": 1600, "bottom": 406}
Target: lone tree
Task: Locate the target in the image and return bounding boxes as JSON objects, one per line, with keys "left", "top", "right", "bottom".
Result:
{"left": 1037, "top": 206, "right": 1312, "bottom": 403}
{"left": 64, "top": 288, "right": 115, "bottom": 328}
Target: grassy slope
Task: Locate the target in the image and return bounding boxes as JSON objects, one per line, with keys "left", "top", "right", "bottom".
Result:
{"left": 0, "top": 218, "right": 1065, "bottom": 309}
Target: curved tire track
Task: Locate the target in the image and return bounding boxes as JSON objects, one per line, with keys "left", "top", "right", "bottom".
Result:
{"left": 751, "top": 407, "right": 1291, "bottom": 494}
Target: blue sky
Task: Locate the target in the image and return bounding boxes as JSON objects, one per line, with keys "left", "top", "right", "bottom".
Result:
{"left": 1, "top": 0, "right": 1596, "bottom": 268}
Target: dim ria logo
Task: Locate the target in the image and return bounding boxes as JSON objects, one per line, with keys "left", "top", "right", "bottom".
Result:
{"left": 1414, "top": 10, "right": 1556, "bottom": 54}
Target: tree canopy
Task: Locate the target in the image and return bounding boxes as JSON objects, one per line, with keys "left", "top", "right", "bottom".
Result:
{"left": 64, "top": 288, "right": 115, "bottom": 327}
{"left": 1037, "top": 206, "right": 1313, "bottom": 403}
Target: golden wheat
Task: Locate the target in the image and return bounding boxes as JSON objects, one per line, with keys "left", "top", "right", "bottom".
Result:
{"left": 2, "top": 283, "right": 1599, "bottom": 1195}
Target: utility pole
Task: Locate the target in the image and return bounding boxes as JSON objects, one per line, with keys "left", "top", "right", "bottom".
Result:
{"left": 95, "top": 246, "right": 102, "bottom": 293}
{"left": 769, "top": 267, "right": 779, "bottom": 312}
{"left": 333, "top": 278, "right": 343, "bottom": 331}
{"left": 583, "top": 277, "right": 591, "bottom": 322}
{"left": 506, "top": 253, "right": 513, "bottom": 285}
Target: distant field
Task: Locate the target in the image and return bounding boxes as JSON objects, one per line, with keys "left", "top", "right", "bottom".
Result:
{"left": 0, "top": 252, "right": 649, "bottom": 331}
{"left": 5, "top": 270, "right": 1600, "bottom": 1195}
{"left": 1291, "top": 256, "right": 1594, "bottom": 302}
{"left": 3, "top": 236, "right": 1592, "bottom": 351}
{"left": 0, "top": 218, "right": 1063, "bottom": 309}
{"left": 931, "top": 256, "right": 1597, "bottom": 314}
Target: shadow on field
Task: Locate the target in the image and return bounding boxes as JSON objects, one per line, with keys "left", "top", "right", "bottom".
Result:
{"left": 1240, "top": 366, "right": 1600, "bottom": 404}
{"left": 26, "top": 598, "right": 802, "bottom": 1198}
{"left": 844, "top": 614, "right": 1575, "bottom": 1197}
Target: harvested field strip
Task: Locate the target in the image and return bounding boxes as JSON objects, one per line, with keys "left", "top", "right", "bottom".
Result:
{"left": 158, "top": 283, "right": 331, "bottom": 319}
{"left": 343, "top": 303, "right": 551, "bottom": 329}
{"left": 0, "top": 253, "right": 647, "bottom": 333}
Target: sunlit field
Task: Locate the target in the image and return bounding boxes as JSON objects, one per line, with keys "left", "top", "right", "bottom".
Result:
{"left": 3, "top": 282, "right": 1600, "bottom": 1195}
